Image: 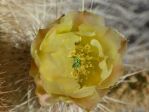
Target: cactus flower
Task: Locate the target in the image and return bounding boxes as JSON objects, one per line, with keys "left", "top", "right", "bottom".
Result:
{"left": 30, "top": 11, "right": 127, "bottom": 111}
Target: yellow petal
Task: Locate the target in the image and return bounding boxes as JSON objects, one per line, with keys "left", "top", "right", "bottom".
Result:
{"left": 39, "top": 32, "right": 81, "bottom": 78}
{"left": 29, "top": 60, "right": 39, "bottom": 78}
{"left": 98, "top": 57, "right": 113, "bottom": 80}
{"left": 79, "top": 23, "right": 107, "bottom": 37}
{"left": 39, "top": 27, "right": 57, "bottom": 53}
{"left": 97, "top": 28, "right": 127, "bottom": 63}
{"left": 35, "top": 78, "right": 58, "bottom": 106}
{"left": 96, "top": 28, "right": 127, "bottom": 88}
{"left": 31, "top": 29, "right": 49, "bottom": 66}
{"left": 75, "top": 11, "right": 105, "bottom": 27}
{"left": 90, "top": 39, "right": 104, "bottom": 57}
{"left": 73, "top": 90, "right": 101, "bottom": 111}
{"left": 98, "top": 63, "right": 123, "bottom": 89}
{"left": 41, "top": 75, "right": 80, "bottom": 96}
{"left": 38, "top": 52, "right": 72, "bottom": 79}
{"left": 71, "top": 86, "right": 95, "bottom": 98}
{"left": 56, "top": 14, "right": 73, "bottom": 33}
{"left": 40, "top": 30, "right": 81, "bottom": 53}
{"left": 105, "top": 28, "right": 127, "bottom": 53}
{"left": 76, "top": 31, "right": 96, "bottom": 37}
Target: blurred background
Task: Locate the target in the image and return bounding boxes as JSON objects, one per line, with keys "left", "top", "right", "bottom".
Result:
{"left": 0, "top": 0, "right": 149, "bottom": 112}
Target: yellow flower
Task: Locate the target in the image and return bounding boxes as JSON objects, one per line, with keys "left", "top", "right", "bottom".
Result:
{"left": 30, "top": 11, "right": 127, "bottom": 111}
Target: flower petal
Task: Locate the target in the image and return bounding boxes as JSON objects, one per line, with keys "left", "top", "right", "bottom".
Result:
{"left": 96, "top": 28, "right": 127, "bottom": 88}
{"left": 98, "top": 63, "right": 123, "bottom": 89}
{"left": 98, "top": 28, "right": 127, "bottom": 63}
{"left": 35, "top": 78, "right": 58, "bottom": 106}
{"left": 41, "top": 75, "right": 80, "bottom": 96}
{"left": 104, "top": 28, "right": 127, "bottom": 56}
{"left": 98, "top": 57, "right": 113, "bottom": 80}
{"left": 31, "top": 29, "right": 49, "bottom": 66}
{"left": 70, "top": 86, "right": 96, "bottom": 98}
{"left": 73, "top": 91, "right": 101, "bottom": 111}
{"left": 56, "top": 14, "right": 73, "bottom": 33}
{"left": 75, "top": 11, "right": 105, "bottom": 28}
{"left": 38, "top": 32, "right": 81, "bottom": 78}
{"left": 40, "top": 29, "right": 81, "bottom": 53}
{"left": 90, "top": 39, "right": 104, "bottom": 57}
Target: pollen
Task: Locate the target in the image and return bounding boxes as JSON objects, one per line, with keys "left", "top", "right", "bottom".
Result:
{"left": 71, "top": 42, "right": 98, "bottom": 86}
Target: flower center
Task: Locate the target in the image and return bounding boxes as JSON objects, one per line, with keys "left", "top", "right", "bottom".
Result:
{"left": 71, "top": 41, "right": 99, "bottom": 87}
